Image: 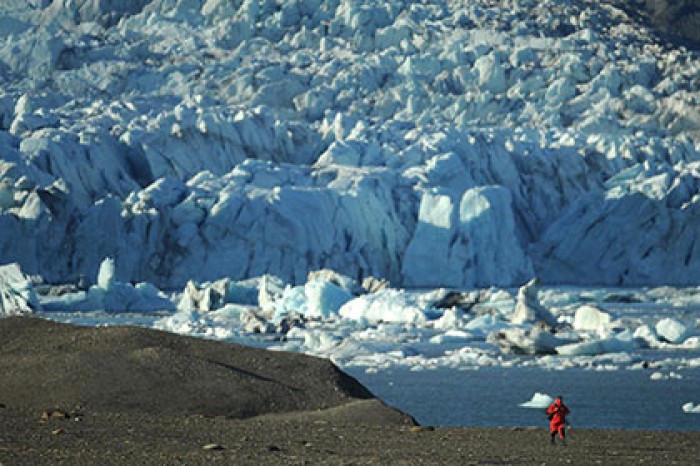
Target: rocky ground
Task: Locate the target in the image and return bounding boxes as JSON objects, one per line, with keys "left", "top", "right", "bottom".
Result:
{"left": 1, "top": 317, "right": 699, "bottom": 465}
{"left": 2, "top": 407, "right": 700, "bottom": 465}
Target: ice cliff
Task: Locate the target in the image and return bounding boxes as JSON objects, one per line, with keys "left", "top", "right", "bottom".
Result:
{"left": 1, "top": 0, "right": 700, "bottom": 289}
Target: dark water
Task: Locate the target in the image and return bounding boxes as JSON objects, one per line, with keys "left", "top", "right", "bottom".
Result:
{"left": 345, "top": 366, "right": 700, "bottom": 431}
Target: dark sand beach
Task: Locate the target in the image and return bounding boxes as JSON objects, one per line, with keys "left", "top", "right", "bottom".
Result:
{"left": 1, "top": 317, "right": 699, "bottom": 465}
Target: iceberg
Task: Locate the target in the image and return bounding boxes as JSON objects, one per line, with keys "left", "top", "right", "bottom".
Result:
{"left": 178, "top": 277, "right": 259, "bottom": 313}
{"left": 519, "top": 392, "right": 554, "bottom": 409}
{"left": 41, "top": 258, "right": 175, "bottom": 314}
{"left": 269, "top": 278, "right": 353, "bottom": 321}
{"left": 655, "top": 317, "right": 694, "bottom": 344}
{"left": 573, "top": 305, "right": 613, "bottom": 332}
{"left": 555, "top": 335, "right": 639, "bottom": 357}
{"left": 489, "top": 326, "right": 568, "bottom": 355}
{"left": 682, "top": 402, "right": 700, "bottom": 414}
{"left": 303, "top": 279, "right": 354, "bottom": 319}
{"left": 339, "top": 289, "right": 430, "bottom": 325}
{"left": 510, "top": 278, "right": 557, "bottom": 327}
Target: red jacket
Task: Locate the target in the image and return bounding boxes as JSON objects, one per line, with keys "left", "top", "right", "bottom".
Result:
{"left": 547, "top": 398, "right": 570, "bottom": 425}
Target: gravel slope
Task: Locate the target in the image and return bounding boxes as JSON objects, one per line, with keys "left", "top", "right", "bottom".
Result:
{"left": 0, "top": 317, "right": 397, "bottom": 419}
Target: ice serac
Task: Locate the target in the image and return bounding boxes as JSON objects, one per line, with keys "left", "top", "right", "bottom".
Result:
{"left": 0, "top": 263, "right": 41, "bottom": 315}
{"left": 534, "top": 160, "right": 700, "bottom": 286}
{"left": 402, "top": 186, "right": 532, "bottom": 288}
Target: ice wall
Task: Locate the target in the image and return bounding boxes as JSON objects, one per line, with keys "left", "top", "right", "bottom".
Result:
{"left": 1, "top": 0, "right": 700, "bottom": 288}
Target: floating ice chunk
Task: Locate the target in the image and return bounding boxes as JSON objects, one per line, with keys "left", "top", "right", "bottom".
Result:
{"left": 598, "top": 336, "right": 640, "bottom": 354}
{"left": 651, "top": 372, "right": 683, "bottom": 381}
{"left": 633, "top": 324, "right": 661, "bottom": 347}
{"left": 432, "top": 307, "right": 469, "bottom": 330}
{"left": 656, "top": 318, "right": 693, "bottom": 344}
{"left": 600, "top": 336, "right": 639, "bottom": 353}
{"left": 519, "top": 392, "right": 554, "bottom": 409}
{"left": 475, "top": 288, "right": 516, "bottom": 316}
{"left": 572, "top": 305, "right": 612, "bottom": 331}
{"left": 510, "top": 278, "right": 557, "bottom": 327}
{"left": 682, "top": 402, "right": 700, "bottom": 414}
{"left": 489, "top": 326, "right": 567, "bottom": 355}
{"left": 681, "top": 336, "right": 700, "bottom": 349}
{"left": 42, "top": 259, "right": 174, "bottom": 314}
{"left": 177, "top": 277, "right": 258, "bottom": 312}
{"left": 303, "top": 279, "right": 353, "bottom": 319}
{"left": 154, "top": 310, "right": 205, "bottom": 336}
{"left": 270, "top": 277, "right": 353, "bottom": 321}
{"left": 153, "top": 306, "right": 240, "bottom": 340}
{"left": 240, "top": 308, "right": 275, "bottom": 334}
{"left": 556, "top": 335, "right": 638, "bottom": 357}
{"left": 464, "top": 314, "right": 507, "bottom": 338}
{"left": 0, "top": 263, "right": 41, "bottom": 315}
{"left": 96, "top": 257, "right": 116, "bottom": 290}
{"left": 299, "top": 328, "right": 341, "bottom": 354}
{"left": 272, "top": 285, "right": 307, "bottom": 319}
{"left": 307, "top": 269, "right": 361, "bottom": 295}
{"left": 339, "top": 289, "right": 428, "bottom": 324}
{"left": 258, "top": 275, "right": 287, "bottom": 313}
{"left": 555, "top": 339, "right": 602, "bottom": 357}
{"left": 429, "top": 329, "right": 476, "bottom": 345}
{"left": 94, "top": 280, "right": 175, "bottom": 313}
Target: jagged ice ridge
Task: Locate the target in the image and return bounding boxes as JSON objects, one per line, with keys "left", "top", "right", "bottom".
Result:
{"left": 1, "top": 0, "right": 700, "bottom": 289}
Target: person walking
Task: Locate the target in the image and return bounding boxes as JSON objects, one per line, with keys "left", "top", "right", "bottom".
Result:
{"left": 546, "top": 395, "right": 570, "bottom": 445}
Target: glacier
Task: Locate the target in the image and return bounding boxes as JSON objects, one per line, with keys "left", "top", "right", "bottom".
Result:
{"left": 1, "top": 0, "right": 700, "bottom": 289}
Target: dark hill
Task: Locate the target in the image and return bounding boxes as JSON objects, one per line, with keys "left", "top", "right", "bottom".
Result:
{"left": 0, "top": 316, "right": 414, "bottom": 424}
